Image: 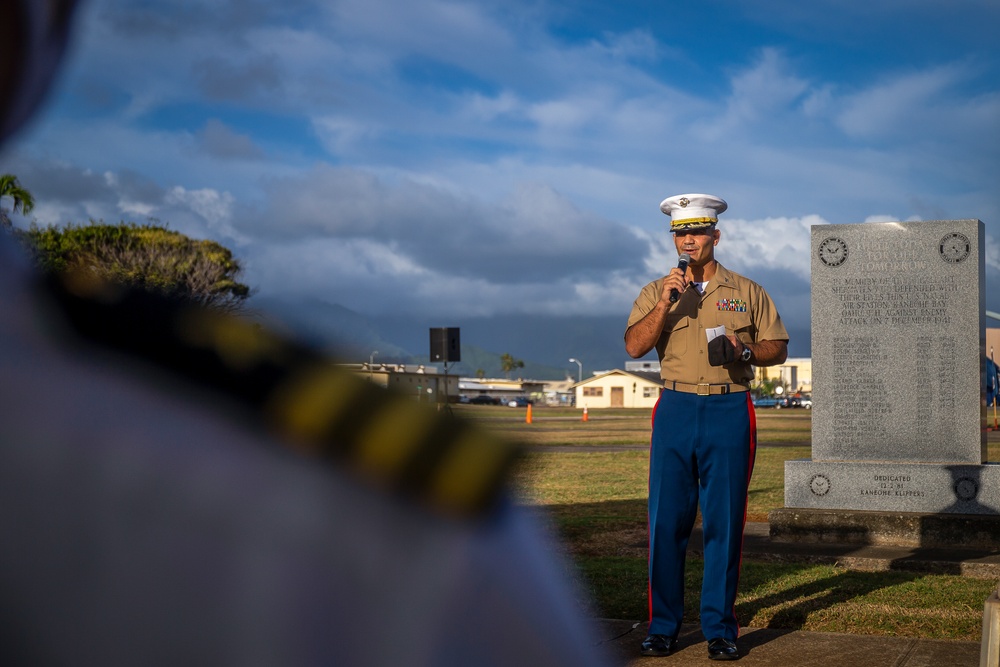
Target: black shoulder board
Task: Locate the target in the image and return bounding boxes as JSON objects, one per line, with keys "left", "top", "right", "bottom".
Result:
{"left": 40, "top": 271, "right": 524, "bottom": 520}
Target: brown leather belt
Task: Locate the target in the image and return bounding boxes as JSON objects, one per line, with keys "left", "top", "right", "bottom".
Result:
{"left": 665, "top": 380, "right": 749, "bottom": 396}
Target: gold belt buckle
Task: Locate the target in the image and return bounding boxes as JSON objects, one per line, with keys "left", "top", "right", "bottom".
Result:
{"left": 696, "top": 383, "right": 710, "bottom": 396}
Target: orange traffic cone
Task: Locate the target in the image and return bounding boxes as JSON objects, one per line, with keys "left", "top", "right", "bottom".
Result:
{"left": 582, "top": 406, "right": 589, "bottom": 422}
{"left": 526, "top": 403, "right": 533, "bottom": 424}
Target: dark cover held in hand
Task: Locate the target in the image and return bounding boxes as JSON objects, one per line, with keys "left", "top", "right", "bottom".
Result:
{"left": 707, "top": 335, "right": 737, "bottom": 366}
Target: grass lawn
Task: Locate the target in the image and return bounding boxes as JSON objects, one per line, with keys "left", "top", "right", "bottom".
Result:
{"left": 457, "top": 404, "right": 1000, "bottom": 641}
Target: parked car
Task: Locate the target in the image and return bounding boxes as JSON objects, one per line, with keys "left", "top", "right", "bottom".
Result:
{"left": 788, "top": 395, "right": 812, "bottom": 409}
{"left": 507, "top": 397, "right": 534, "bottom": 408}
{"left": 752, "top": 396, "right": 785, "bottom": 408}
{"left": 469, "top": 395, "right": 500, "bottom": 405}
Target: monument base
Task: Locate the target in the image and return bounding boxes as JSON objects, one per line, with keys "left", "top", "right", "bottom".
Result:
{"left": 769, "top": 507, "right": 1000, "bottom": 548}
{"left": 784, "top": 459, "right": 1000, "bottom": 515}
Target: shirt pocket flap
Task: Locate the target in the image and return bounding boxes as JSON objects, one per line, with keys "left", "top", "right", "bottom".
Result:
{"left": 728, "top": 312, "right": 754, "bottom": 343}
{"left": 664, "top": 312, "right": 690, "bottom": 334}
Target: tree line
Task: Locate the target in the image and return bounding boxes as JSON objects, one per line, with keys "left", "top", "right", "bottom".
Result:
{"left": 1, "top": 174, "right": 250, "bottom": 311}
{"left": 3, "top": 174, "right": 534, "bottom": 371}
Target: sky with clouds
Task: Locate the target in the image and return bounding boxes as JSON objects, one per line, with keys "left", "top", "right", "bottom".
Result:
{"left": 2, "top": 0, "right": 999, "bottom": 353}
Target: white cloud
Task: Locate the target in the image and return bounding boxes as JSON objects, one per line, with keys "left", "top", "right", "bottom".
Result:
{"left": 458, "top": 90, "right": 522, "bottom": 122}
{"left": 862, "top": 214, "right": 923, "bottom": 223}
{"left": 728, "top": 48, "right": 810, "bottom": 119}
{"left": 165, "top": 186, "right": 247, "bottom": 243}
{"left": 716, "top": 215, "right": 822, "bottom": 280}
{"left": 835, "top": 63, "right": 1000, "bottom": 145}
{"left": 527, "top": 98, "right": 593, "bottom": 134}
{"left": 985, "top": 235, "right": 1000, "bottom": 272}
{"left": 311, "top": 116, "right": 379, "bottom": 156}
{"left": 4, "top": 0, "right": 998, "bottom": 332}
{"left": 835, "top": 64, "right": 974, "bottom": 139}
{"left": 325, "top": 0, "right": 517, "bottom": 71}
{"left": 239, "top": 164, "right": 646, "bottom": 286}
{"left": 117, "top": 199, "right": 155, "bottom": 217}
{"left": 165, "top": 186, "right": 233, "bottom": 225}
{"left": 595, "top": 29, "right": 659, "bottom": 63}
{"left": 696, "top": 48, "right": 810, "bottom": 140}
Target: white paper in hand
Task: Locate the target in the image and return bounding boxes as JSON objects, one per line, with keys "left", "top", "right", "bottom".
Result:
{"left": 706, "top": 325, "right": 726, "bottom": 343}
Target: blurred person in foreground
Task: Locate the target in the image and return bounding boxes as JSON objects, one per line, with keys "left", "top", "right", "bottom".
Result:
{"left": 625, "top": 194, "right": 788, "bottom": 661}
{"left": 0, "top": 2, "right": 610, "bottom": 664}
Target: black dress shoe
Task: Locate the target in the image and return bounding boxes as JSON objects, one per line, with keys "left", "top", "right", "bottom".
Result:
{"left": 707, "top": 637, "right": 739, "bottom": 660}
{"left": 640, "top": 634, "right": 676, "bottom": 656}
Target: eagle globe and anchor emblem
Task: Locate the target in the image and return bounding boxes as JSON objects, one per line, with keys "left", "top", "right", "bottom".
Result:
{"left": 818, "top": 237, "right": 848, "bottom": 268}
{"left": 954, "top": 476, "right": 979, "bottom": 502}
{"left": 939, "top": 232, "right": 971, "bottom": 264}
{"left": 809, "top": 474, "right": 831, "bottom": 496}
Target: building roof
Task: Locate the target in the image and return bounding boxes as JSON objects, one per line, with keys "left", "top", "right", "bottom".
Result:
{"left": 570, "top": 368, "right": 662, "bottom": 389}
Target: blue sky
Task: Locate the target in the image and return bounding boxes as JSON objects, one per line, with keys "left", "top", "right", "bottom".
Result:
{"left": 2, "top": 0, "right": 999, "bottom": 355}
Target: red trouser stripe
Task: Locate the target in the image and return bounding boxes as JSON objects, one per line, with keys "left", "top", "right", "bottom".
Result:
{"left": 646, "top": 392, "right": 662, "bottom": 626}
{"left": 734, "top": 392, "right": 758, "bottom": 637}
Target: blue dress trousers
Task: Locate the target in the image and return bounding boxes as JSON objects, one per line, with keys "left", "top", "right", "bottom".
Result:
{"left": 647, "top": 388, "right": 756, "bottom": 641}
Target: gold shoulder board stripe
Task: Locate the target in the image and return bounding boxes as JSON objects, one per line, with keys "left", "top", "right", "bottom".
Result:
{"left": 43, "top": 271, "right": 523, "bottom": 520}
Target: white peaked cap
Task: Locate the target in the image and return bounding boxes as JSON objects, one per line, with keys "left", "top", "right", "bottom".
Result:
{"left": 659, "top": 193, "right": 728, "bottom": 231}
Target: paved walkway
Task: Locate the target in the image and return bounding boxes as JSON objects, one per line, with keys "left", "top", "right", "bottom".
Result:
{"left": 588, "top": 521, "right": 998, "bottom": 666}
{"left": 596, "top": 619, "right": 982, "bottom": 666}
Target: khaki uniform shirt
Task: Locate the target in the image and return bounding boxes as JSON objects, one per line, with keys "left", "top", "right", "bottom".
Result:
{"left": 626, "top": 263, "right": 788, "bottom": 385}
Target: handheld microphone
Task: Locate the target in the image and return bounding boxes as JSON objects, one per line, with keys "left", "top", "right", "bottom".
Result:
{"left": 669, "top": 253, "right": 692, "bottom": 303}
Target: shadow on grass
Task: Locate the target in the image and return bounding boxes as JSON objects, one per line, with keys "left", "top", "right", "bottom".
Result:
{"left": 735, "top": 565, "right": 920, "bottom": 631}
{"left": 542, "top": 498, "right": 647, "bottom": 530}
{"left": 539, "top": 498, "right": 925, "bottom": 642}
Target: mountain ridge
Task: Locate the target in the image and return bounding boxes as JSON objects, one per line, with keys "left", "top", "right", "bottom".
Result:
{"left": 249, "top": 296, "right": 809, "bottom": 381}
{"left": 249, "top": 296, "right": 648, "bottom": 380}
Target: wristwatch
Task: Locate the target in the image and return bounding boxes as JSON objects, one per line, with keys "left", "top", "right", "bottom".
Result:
{"left": 740, "top": 346, "right": 752, "bottom": 362}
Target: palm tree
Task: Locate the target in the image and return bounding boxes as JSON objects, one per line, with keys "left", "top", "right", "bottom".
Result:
{"left": 0, "top": 174, "right": 35, "bottom": 230}
{"left": 500, "top": 353, "right": 525, "bottom": 379}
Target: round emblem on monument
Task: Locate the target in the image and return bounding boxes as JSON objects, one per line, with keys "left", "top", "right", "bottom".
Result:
{"left": 954, "top": 477, "right": 979, "bottom": 501}
{"left": 818, "top": 237, "right": 848, "bottom": 267}
{"left": 809, "top": 474, "right": 831, "bottom": 496}
{"left": 939, "top": 232, "right": 970, "bottom": 263}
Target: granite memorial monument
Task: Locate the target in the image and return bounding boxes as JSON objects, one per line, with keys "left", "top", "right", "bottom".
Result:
{"left": 774, "top": 219, "right": 1000, "bottom": 546}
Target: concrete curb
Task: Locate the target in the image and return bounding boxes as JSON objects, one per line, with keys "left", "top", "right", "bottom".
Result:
{"left": 597, "top": 620, "right": 982, "bottom": 666}
{"left": 700, "top": 522, "right": 1000, "bottom": 578}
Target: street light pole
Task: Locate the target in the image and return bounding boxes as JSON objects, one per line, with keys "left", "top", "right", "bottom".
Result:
{"left": 568, "top": 357, "right": 582, "bottom": 383}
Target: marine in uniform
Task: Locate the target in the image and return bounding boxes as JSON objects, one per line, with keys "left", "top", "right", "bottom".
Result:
{"left": 0, "top": 2, "right": 611, "bottom": 664}
{"left": 624, "top": 194, "right": 788, "bottom": 661}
